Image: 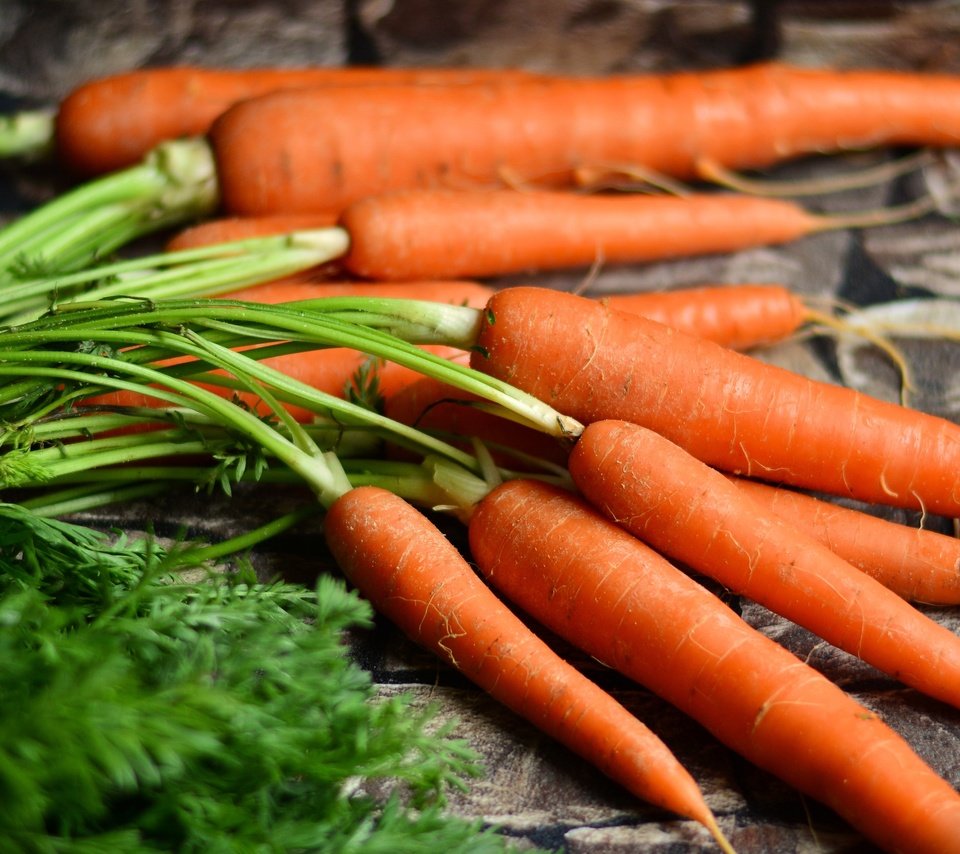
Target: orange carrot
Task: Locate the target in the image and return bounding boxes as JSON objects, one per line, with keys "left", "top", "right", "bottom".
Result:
{"left": 383, "top": 374, "right": 571, "bottom": 466}
{"left": 82, "top": 346, "right": 372, "bottom": 423}
{"left": 568, "top": 419, "right": 960, "bottom": 709}
{"left": 165, "top": 214, "right": 340, "bottom": 251}
{"left": 469, "top": 287, "right": 960, "bottom": 516}
{"left": 467, "top": 478, "right": 960, "bottom": 854}
{"left": 171, "top": 214, "right": 810, "bottom": 351}
{"left": 724, "top": 474, "right": 960, "bottom": 605}
{"left": 210, "top": 63, "right": 960, "bottom": 217}
{"left": 338, "top": 189, "right": 828, "bottom": 280}
{"left": 220, "top": 282, "right": 489, "bottom": 401}
{"left": 80, "top": 281, "right": 491, "bottom": 421}
{"left": 220, "top": 278, "right": 495, "bottom": 308}
{"left": 601, "top": 284, "right": 808, "bottom": 350}
{"left": 382, "top": 282, "right": 811, "bottom": 465}
{"left": 55, "top": 65, "right": 543, "bottom": 175}
{"left": 323, "top": 485, "right": 734, "bottom": 851}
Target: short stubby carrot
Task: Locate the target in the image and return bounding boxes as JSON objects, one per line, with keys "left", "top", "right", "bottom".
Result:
{"left": 55, "top": 65, "right": 544, "bottom": 175}
{"left": 339, "top": 189, "right": 823, "bottom": 280}
{"left": 724, "top": 474, "right": 960, "bottom": 605}
{"left": 323, "top": 485, "right": 734, "bottom": 850}
{"left": 467, "top": 478, "right": 960, "bottom": 854}
{"left": 210, "top": 63, "right": 960, "bottom": 216}
{"left": 568, "top": 419, "right": 960, "bottom": 709}
{"left": 469, "top": 287, "right": 960, "bottom": 516}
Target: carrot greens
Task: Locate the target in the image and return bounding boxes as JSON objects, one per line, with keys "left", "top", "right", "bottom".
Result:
{"left": 0, "top": 226, "right": 348, "bottom": 326}
{"left": 0, "top": 138, "right": 218, "bottom": 279}
{"left": 0, "top": 506, "right": 516, "bottom": 852}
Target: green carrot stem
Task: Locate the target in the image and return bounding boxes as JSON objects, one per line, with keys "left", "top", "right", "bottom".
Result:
{"left": 0, "top": 353, "right": 351, "bottom": 504}
{"left": 183, "top": 503, "right": 322, "bottom": 565}
{"left": 17, "top": 481, "right": 173, "bottom": 517}
{"left": 0, "top": 138, "right": 219, "bottom": 275}
{"left": 2, "top": 297, "right": 579, "bottom": 447}
{"left": 1, "top": 227, "right": 349, "bottom": 325}
{"left": 0, "top": 108, "right": 55, "bottom": 159}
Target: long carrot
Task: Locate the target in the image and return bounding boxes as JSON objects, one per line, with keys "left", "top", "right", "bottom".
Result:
{"left": 14, "top": 62, "right": 953, "bottom": 277}
{"left": 53, "top": 65, "right": 543, "bottom": 175}
{"left": 600, "top": 284, "right": 809, "bottom": 350}
{"left": 468, "top": 287, "right": 960, "bottom": 516}
{"left": 209, "top": 62, "right": 960, "bottom": 217}
{"left": 724, "top": 474, "right": 960, "bottom": 605}
{"left": 172, "top": 213, "right": 812, "bottom": 350}
{"left": 568, "top": 419, "right": 960, "bottom": 709}
{"left": 466, "top": 478, "right": 960, "bottom": 854}
{"left": 338, "top": 189, "right": 840, "bottom": 280}
{"left": 323, "top": 485, "right": 735, "bottom": 852}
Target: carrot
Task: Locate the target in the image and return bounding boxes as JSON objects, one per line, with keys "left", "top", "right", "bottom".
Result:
{"left": 17, "top": 62, "right": 953, "bottom": 276}
{"left": 383, "top": 374, "right": 571, "bottom": 467}
{"left": 219, "top": 281, "right": 490, "bottom": 401}
{"left": 600, "top": 284, "right": 808, "bottom": 350}
{"left": 338, "top": 189, "right": 835, "bottom": 280}
{"left": 82, "top": 346, "right": 373, "bottom": 424}
{"left": 80, "top": 281, "right": 492, "bottom": 421}
{"left": 382, "top": 284, "right": 813, "bottom": 464}
{"left": 466, "top": 477, "right": 960, "bottom": 854}
{"left": 322, "top": 485, "right": 735, "bottom": 851}
{"left": 220, "top": 279, "right": 495, "bottom": 308}
{"left": 724, "top": 474, "right": 960, "bottom": 605}
{"left": 54, "top": 65, "right": 543, "bottom": 175}
{"left": 469, "top": 287, "right": 960, "bottom": 516}
{"left": 174, "top": 215, "right": 810, "bottom": 351}
{"left": 568, "top": 419, "right": 960, "bottom": 709}
{"left": 165, "top": 214, "right": 340, "bottom": 252}
{"left": 210, "top": 62, "right": 960, "bottom": 217}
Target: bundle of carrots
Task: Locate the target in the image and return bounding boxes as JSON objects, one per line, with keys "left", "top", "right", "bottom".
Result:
{"left": 0, "top": 60, "right": 954, "bottom": 280}
{"left": 4, "top": 57, "right": 960, "bottom": 854}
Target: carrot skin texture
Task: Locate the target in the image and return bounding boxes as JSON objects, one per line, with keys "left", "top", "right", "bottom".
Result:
{"left": 601, "top": 284, "right": 808, "bottom": 350}
{"left": 468, "top": 479, "right": 960, "bottom": 854}
{"left": 211, "top": 63, "right": 960, "bottom": 216}
{"left": 55, "top": 65, "right": 542, "bottom": 175}
{"left": 470, "top": 287, "right": 960, "bottom": 516}
{"left": 323, "top": 486, "right": 723, "bottom": 830}
{"left": 383, "top": 284, "right": 809, "bottom": 465}
{"left": 726, "top": 474, "right": 960, "bottom": 605}
{"left": 339, "top": 190, "right": 820, "bottom": 280}
{"left": 568, "top": 419, "right": 960, "bottom": 709}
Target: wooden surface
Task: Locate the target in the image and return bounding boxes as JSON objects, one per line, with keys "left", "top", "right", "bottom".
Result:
{"left": 2, "top": 3, "right": 960, "bottom": 852}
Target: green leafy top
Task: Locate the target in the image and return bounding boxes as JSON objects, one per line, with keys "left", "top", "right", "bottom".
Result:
{"left": 0, "top": 506, "right": 521, "bottom": 853}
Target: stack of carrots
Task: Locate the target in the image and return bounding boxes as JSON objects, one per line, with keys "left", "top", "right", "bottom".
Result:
{"left": 6, "top": 59, "right": 960, "bottom": 854}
